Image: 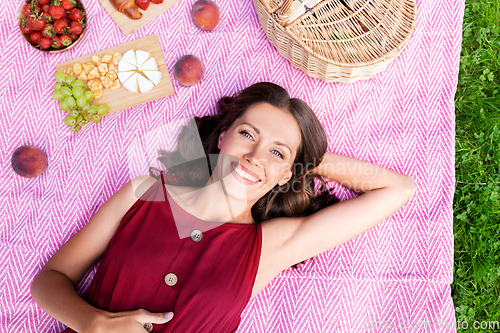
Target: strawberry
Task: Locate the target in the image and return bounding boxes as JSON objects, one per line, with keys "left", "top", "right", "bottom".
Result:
{"left": 51, "top": 36, "right": 62, "bottom": 49}
{"left": 151, "top": 0, "right": 163, "bottom": 3}
{"left": 27, "top": 14, "right": 45, "bottom": 31}
{"left": 135, "top": 0, "right": 150, "bottom": 10}
{"left": 60, "top": 34, "right": 72, "bottom": 47}
{"left": 62, "top": 0, "right": 75, "bottom": 11}
{"left": 20, "top": 19, "right": 33, "bottom": 34}
{"left": 41, "top": 23, "right": 55, "bottom": 38}
{"left": 30, "top": 31, "right": 42, "bottom": 44}
{"left": 38, "top": 37, "right": 52, "bottom": 49}
{"left": 41, "top": 4, "right": 51, "bottom": 12}
{"left": 41, "top": 12, "right": 53, "bottom": 23}
{"left": 53, "top": 18, "right": 68, "bottom": 34}
{"left": 67, "top": 20, "right": 83, "bottom": 34}
{"left": 67, "top": 32, "right": 78, "bottom": 41}
{"left": 38, "top": 0, "right": 50, "bottom": 5}
{"left": 22, "top": 3, "right": 40, "bottom": 16}
{"left": 49, "top": 4, "right": 66, "bottom": 20}
{"left": 68, "top": 8, "right": 84, "bottom": 21}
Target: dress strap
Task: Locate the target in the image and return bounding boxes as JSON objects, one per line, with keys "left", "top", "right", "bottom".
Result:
{"left": 159, "top": 170, "right": 168, "bottom": 199}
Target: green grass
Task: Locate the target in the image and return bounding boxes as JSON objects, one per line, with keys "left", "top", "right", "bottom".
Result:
{"left": 452, "top": 0, "right": 500, "bottom": 331}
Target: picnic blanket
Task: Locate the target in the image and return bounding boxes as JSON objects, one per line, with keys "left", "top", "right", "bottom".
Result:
{"left": 0, "top": 0, "right": 462, "bottom": 331}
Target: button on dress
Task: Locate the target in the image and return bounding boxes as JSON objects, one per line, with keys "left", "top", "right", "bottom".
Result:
{"left": 60, "top": 171, "right": 262, "bottom": 333}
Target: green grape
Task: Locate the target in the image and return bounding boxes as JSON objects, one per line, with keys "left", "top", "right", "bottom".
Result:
{"left": 72, "top": 80, "right": 84, "bottom": 88}
{"left": 64, "top": 116, "right": 76, "bottom": 126}
{"left": 83, "top": 114, "right": 89, "bottom": 122}
{"left": 70, "top": 110, "right": 79, "bottom": 118}
{"left": 97, "top": 104, "right": 109, "bottom": 115}
{"left": 52, "top": 91, "right": 65, "bottom": 100}
{"left": 55, "top": 71, "right": 66, "bottom": 83}
{"left": 65, "top": 75, "right": 76, "bottom": 85}
{"left": 77, "top": 95, "right": 87, "bottom": 108}
{"left": 64, "top": 96, "right": 76, "bottom": 108}
{"left": 81, "top": 104, "right": 90, "bottom": 112}
{"left": 60, "top": 86, "right": 72, "bottom": 96}
{"left": 91, "top": 114, "right": 101, "bottom": 123}
{"left": 88, "top": 105, "right": 98, "bottom": 114}
{"left": 76, "top": 115, "right": 83, "bottom": 123}
{"left": 53, "top": 83, "right": 62, "bottom": 91}
{"left": 72, "top": 86, "right": 84, "bottom": 98}
{"left": 60, "top": 100, "right": 69, "bottom": 111}
{"left": 70, "top": 125, "right": 80, "bottom": 132}
{"left": 84, "top": 90, "right": 94, "bottom": 102}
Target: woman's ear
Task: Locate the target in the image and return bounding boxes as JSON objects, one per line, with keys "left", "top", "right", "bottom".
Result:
{"left": 217, "top": 132, "right": 226, "bottom": 150}
{"left": 279, "top": 171, "right": 293, "bottom": 186}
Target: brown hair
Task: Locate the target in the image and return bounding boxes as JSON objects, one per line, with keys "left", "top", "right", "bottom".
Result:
{"left": 150, "top": 82, "right": 339, "bottom": 268}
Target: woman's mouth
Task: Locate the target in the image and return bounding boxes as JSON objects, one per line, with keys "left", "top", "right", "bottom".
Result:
{"left": 230, "top": 162, "right": 261, "bottom": 184}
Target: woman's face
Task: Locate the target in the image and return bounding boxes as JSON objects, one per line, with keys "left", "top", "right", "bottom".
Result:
{"left": 214, "top": 102, "right": 302, "bottom": 202}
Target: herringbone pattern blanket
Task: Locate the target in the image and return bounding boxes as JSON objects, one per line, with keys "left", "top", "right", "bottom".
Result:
{"left": 0, "top": 0, "right": 462, "bottom": 331}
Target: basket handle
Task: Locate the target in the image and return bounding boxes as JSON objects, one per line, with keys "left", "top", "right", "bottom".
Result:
{"left": 275, "top": 0, "right": 293, "bottom": 26}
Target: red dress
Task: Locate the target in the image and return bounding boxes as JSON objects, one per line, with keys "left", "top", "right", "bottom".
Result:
{"left": 61, "top": 171, "right": 262, "bottom": 333}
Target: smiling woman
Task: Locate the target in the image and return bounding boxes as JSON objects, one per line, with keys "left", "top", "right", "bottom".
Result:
{"left": 150, "top": 82, "right": 340, "bottom": 232}
{"left": 30, "top": 82, "right": 414, "bottom": 333}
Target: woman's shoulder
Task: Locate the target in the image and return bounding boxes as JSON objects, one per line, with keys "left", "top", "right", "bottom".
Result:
{"left": 129, "top": 175, "right": 160, "bottom": 201}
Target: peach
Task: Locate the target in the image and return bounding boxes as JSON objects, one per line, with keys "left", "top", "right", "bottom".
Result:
{"left": 191, "top": 0, "right": 220, "bottom": 31}
{"left": 11, "top": 145, "right": 48, "bottom": 178}
{"left": 174, "top": 55, "right": 205, "bottom": 86}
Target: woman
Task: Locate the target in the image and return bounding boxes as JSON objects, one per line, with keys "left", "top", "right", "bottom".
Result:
{"left": 30, "top": 82, "right": 415, "bottom": 333}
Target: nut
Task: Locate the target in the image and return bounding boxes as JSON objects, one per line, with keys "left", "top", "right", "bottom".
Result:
{"left": 83, "top": 62, "right": 94, "bottom": 75}
{"left": 101, "top": 76, "right": 113, "bottom": 89}
{"left": 88, "top": 67, "right": 101, "bottom": 80}
{"left": 78, "top": 71, "right": 88, "bottom": 81}
{"left": 93, "top": 89, "right": 103, "bottom": 99}
{"left": 91, "top": 55, "right": 101, "bottom": 65}
{"left": 106, "top": 72, "right": 118, "bottom": 81}
{"left": 98, "top": 63, "right": 109, "bottom": 75}
{"left": 64, "top": 67, "right": 74, "bottom": 76}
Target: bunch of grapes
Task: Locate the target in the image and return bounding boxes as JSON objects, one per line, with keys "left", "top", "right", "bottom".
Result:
{"left": 52, "top": 71, "right": 109, "bottom": 132}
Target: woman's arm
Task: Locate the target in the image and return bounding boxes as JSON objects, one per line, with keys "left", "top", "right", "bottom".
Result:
{"left": 266, "top": 152, "right": 415, "bottom": 273}
{"left": 312, "top": 152, "right": 415, "bottom": 193}
{"left": 30, "top": 175, "right": 159, "bottom": 333}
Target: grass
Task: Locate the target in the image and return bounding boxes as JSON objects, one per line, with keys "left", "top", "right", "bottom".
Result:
{"left": 452, "top": 0, "right": 500, "bottom": 331}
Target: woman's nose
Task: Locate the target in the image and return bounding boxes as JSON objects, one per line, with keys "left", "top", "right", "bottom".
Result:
{"left": 244, "top": 149, "right": 264, "bottom": 167}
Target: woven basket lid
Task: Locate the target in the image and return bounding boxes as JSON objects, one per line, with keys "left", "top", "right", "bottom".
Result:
{"left": 261, "top": 0, "right": 417, "bottom": 68}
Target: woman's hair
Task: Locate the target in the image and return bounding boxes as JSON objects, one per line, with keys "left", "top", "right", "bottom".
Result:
{"left": 150, "top": 82, "right": 339, "bottom": 268}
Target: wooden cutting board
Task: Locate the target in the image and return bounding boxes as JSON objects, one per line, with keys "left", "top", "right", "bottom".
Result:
{"left": 98, "top": 0, "right": 183, "bottom": 36}
{"left": 55, "top": 34, "right": 175, "bottom": 115}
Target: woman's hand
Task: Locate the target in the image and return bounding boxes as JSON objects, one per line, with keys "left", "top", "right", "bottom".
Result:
{"left": 90, "top": 308, "right": 174, "bottom": 333}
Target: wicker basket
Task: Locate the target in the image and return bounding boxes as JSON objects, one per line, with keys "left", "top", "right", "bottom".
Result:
{"left": 254, "top": 0, "right": 417, "bottom": 83}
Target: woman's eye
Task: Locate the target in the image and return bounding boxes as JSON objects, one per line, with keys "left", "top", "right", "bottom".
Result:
{"left": 272, "top": 150, "right": 284, "bottom": 159}
{"left": 241, "top": 131, "right": 253, "bottom": 140}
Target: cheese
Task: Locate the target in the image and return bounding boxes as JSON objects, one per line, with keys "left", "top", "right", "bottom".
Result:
{"left": 137, "top": 74, "right": 155, "bottom": 93}
{"left": 118, "top": 60, "right": 137, "bottom": 72}
{"left": 138, "top": 58, "right": 158, "bottom": 71}
{"left": 121, "top": 49, "right": 137, "bottom": 67}
{"left": 122, "top": 73, "right": 139, "bottom": 93}
{"left": 135, "top": 50, "right": 151, "bottom": 68}
{"left": 118, "top": 71, "right": 135, "bottom": 84}
{"left": 118, "top": 49, "right": 163, "bottom": 94}
{"left": 143, "top": 70, "right": 162, "bottom": 86}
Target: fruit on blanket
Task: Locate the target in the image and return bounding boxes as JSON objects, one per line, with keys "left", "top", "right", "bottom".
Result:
{"left": 53, "top": 18, "right": 68, "bottom": 34}
{"left": 135, "top": 0, "right": 150, "bottom": 10}
{"left": 49, "top": 4, "right": 66, "bottom": 20}
{"left": 30, "top": 31, "right": 42, "bottom": 44}
{"left": 191, "top": 0, "right": 220, "bottom": 31}
{"left": 67, "top": 21, "right": 83, "bottom": 34}
{"left": 51, "top": 36, "right": 62, "bottom": 49}
{"left": 39, "top": 37, "right": 52, "bottom": 49}
{"left": 109, "top": 0, "right": 142, "bottom": 20}
{"left": 62, "top": 0, "right": 76, "bottom": 10}
{"left": 52, "top": 71, "right": 109, "bottom": 132}
{"left": 174, "top": 54, "right": 204, "bottom": 86}
{"left": 11, "top": 145, "right": 48, "bottom": 178}
{"left": 20, "top": 20, "right": 32, "bottom": 34}
{"left": 151, "top": 0, "right": 163, "bottom": 3}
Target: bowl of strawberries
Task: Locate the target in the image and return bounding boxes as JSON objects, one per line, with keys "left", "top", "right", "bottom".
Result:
{"left": 19, "top": 0, "right": 87, "bottom": 53}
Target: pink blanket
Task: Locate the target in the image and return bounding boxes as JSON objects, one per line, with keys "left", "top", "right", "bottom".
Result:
{"left": 0, "top": 0, "right": 461, "bottom": 331}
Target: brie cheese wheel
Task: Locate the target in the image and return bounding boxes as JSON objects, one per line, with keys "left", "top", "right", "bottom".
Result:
{"left": 118, "top": 49, "right": 163, "bottom": 94}
{"left": 135, "top": 50, "right": 151, "bottom": 68}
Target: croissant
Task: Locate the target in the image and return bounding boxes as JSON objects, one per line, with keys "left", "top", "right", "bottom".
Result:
{"left": 110, "top": 0, "right": 143, "bottom": 20}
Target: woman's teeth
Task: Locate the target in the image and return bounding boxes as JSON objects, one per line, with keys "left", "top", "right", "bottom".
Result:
{"left": 232, "top": 163, "right": 260, "bottom": 182}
